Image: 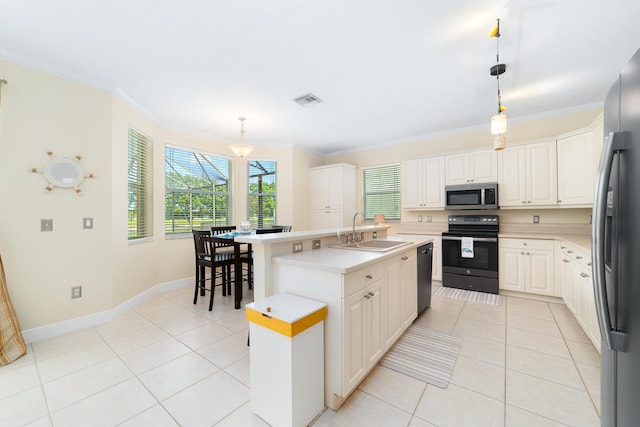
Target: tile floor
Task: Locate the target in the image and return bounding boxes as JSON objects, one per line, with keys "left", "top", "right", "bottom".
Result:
{"left": 0, "top": 284, "right": 601, "bottom": 426}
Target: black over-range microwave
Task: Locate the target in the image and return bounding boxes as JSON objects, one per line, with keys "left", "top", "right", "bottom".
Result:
{"left": 445, "top": 182, "right": 498, "bottom": 210}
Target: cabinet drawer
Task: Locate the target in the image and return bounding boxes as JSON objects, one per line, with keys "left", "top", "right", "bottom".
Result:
{"left": 500, "top": 238, "right": 554, "bottom": 251}
{"left": 559, "top": 243, "right": 592, "bottom": 270}
{"left": 344, "top": 264, "right": 384, "bottom": 297}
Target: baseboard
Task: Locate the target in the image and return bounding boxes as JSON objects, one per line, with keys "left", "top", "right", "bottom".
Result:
{"left": 22, "top": 277, "right": 193, "bottom": 344}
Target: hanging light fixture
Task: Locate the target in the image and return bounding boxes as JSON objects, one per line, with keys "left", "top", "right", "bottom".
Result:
{"left": 229, "top": 116, "right": 254, "bottom": 158}
{"left": 489, "top": 18, "right": 507, "bottom": 150}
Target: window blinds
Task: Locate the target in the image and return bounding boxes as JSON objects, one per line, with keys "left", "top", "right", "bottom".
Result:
{"left": 128, "top": 127, "right": 153, "bottom": 240}
{"left": 362, "top": 164, "right": 401, "bottom": 221}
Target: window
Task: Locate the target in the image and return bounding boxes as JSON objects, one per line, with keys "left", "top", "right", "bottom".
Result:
{"left": 164, "top": 146, "right": 232, "bottom": 235}
{"left": 362, "top": 164, "right": 400, "bottom": 221}
{"left": 248, "top": 161, "right": 276, "bottom": 229}
{"left": 128, "top": 127, "right": 153, "bottom": 240}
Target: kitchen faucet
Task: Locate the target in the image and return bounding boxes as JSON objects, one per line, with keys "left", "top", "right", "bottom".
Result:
{"left": 351, "top": 212, "right": 364, "bottom": 243}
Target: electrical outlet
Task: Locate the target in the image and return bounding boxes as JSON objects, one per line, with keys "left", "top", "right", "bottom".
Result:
{"left": 372, "top": 232, "right": 377, "bottom": 239}
{"left": 312, "top": 240, "right": 321, "bottom": 249}
{"left": 533, "top": 215, "right": 540, "bottom": 224}
{"left": 426, "top": 216, "right": 432, "bottom": 222}
{"left": 418, "top": 215, "right": 423, "bottom": 222}
{"left": 41, "top": 219, "right": 53, "bottom": 232}
{"left": 83, "top": 217, "right": 93, "bottom": 229}
{"left": 71, "top": 286, "right": 82, "bottom": 299}
{"left": 292, "top": 242, "right": 303, "bottom": 253}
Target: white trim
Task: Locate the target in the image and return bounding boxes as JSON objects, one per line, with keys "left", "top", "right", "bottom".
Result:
{"left": 21, "top": 277, "right": 193, "bottom": 344}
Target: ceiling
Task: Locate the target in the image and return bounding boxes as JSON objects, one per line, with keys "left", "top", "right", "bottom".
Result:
{"left": 1, "top": 1, "right": 639, "bottom": 155}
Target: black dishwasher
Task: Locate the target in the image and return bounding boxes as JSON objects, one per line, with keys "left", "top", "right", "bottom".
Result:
{"left": 417, "top": 243, "right": 433, "bottom": 315}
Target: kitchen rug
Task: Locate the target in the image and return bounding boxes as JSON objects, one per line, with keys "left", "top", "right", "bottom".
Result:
{"left": 432, "top": 285, "right": 504, "bottom": 306}
{"left": 379, "top": 324, "right": 463, "bottom": 388}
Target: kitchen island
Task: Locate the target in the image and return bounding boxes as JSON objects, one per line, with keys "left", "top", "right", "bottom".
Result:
{"left": 237, "top": 228, "right": 432, "bottom": 410}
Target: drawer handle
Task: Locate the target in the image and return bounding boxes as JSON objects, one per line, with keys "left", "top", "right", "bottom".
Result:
{"left": 587, "top": 261, "right": 592, "bottom": 267}
{"left": 401, "top": 256, "right": 408, "bottom": 261}
{"left": 365, "top": 294, "right": 371, "bottom": 299}
{"left": 580, "top": 272, "right": 589, "bottom": 278}
{"left": 366, "top": 274, "right": 373, "bottom": 279}
{"left": 368, "top": 292, "right": 375, "bottom": 297}
{"left": 575, "top": 255, "right": 582, "bottom": 260}
{"left": 563, "top": 259, "right": 570, "bottom": 263}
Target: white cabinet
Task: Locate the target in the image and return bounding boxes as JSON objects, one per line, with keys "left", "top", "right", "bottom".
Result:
{"left": 310, "top": 164, "right": 356, "bottom": 229}
{"left": 445, "top": 150, "right": 498, "bottom": 185}
{"left": 557, "top": 130, "right": 594, "bottom": 206}
{"left": 499, "top": 238, "right": 557, "bottom": 296}
{"left": 343, "top": 278, "right": 384, "bottom": 393}
{"left": 384, "top": 250, "right": 418, "bottom": 349}
{"left": 401, "top": 156, "right": 445, "bottom": 209}
{"left": 557, "top": 242, "right": 601, "bottom": 352}
{"left": 498, "top": 140, "right": 557, "bottom": 207}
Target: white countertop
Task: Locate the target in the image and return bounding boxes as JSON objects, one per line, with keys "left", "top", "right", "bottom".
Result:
{"left": 235, "top": 225, "right": 390, "bottom": 245}
{"left": 271, "top": 235, "right": 433, "bottom": 274}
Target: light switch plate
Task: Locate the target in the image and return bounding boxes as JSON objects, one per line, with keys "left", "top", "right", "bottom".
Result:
{"left": 533, "top": 215, "right": 540, "bottom": 224}
{"left": 83, "top": 217, "right": 93, "bottom": 229}
{"left": 41, "top": 219, "right": 53, "bottom": 232}
{"left": 417, "top": 215, "right": 423, "bottom": 222}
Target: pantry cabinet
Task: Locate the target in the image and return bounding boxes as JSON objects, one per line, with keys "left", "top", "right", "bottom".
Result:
{"left": 498, "top": 140, "right": 558, "bottom": 207}
{"left": 557, "top": 130, "right": 595, "bottom": 206}
{"left": 401, "top": 156, "right": 445, "bottom": 209}
{"left": 499, "top": 238, "right": 557, "bottom": 296}
{"left": 445, "top": 150, "right": 498, "bottom": 185}
{"left": 310, "top": 163, "right": 356, "bottom": 229}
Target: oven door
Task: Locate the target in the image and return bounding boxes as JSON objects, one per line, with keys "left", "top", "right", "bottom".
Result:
{"left": 441, "top": 233, "right": 498, "bottom": 278}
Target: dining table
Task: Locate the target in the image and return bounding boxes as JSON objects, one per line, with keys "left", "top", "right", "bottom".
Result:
{"left": 209, "top": 232, "right": 252, "bottom": 309}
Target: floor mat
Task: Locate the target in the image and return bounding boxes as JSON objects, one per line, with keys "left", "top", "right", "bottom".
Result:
{"left": 432, "top": 285, "right": 504, "bottom": 306}
{"left": 379, "top": 324, "right": 463, "bottom": 388}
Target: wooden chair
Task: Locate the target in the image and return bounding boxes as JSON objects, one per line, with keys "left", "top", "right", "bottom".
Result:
{"left": 192, "top": 230, "right": 234, "bottom": 311}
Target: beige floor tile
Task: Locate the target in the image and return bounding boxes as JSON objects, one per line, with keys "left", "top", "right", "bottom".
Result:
{"left": 197, "top": 333, "right": 250, "bottom": 369}
{"left": 94, "top": 312, "right": 153, "bottom": 340}
{"left": 175, "top": 322, "right": 235, "bottom": 350}
{"left": 0, "top": 387, "right": 49, "bottom": 426}
{"left": 147, "top": 307, "right": 211, "bottom": 336}
{"left": 577, "top": 362, "right": 601, "bottom": 397}
{"left": 507, "top": 313, "right": 562, "bottom": 337}
{"left": 506, "top": 297, "right": 554, "bottom": 321}
{"left": 548, "top": 302, "right": 580, "bottom": 325}
{"left": 119, "top": 337, "right": 192, "bottom": 375}
{"left": 429, "top": 294, "right": 466, "bottom": 315}
{"left": 506, "top": 345, "right": 584, "bottom": 390}
{"left": 0, "top": 362, "right": 41, "bottom": 400}
{"left": 215, "top": 402, "right": 271, "bottom": 427}
{"left": 506, "top": 370, "right": 599, "bottom": 426}
{"left": 566, "top": 339, "right": 601, "bottom": 367}
{"left": 162, "top": 371, "right": 249, "bottom": 426}
{"left": 50, "top": 378, "right": 157, "bottom": 426}
{"left": 225, "top": 355, "right": 251, "bottom": 387}
{"left": 505, "top": 405, "right": 565, "bottom": 426}
{"left": 413, "top": 309, "right": 459, "bottom": 333}
{"left": 558, "top": 320, "right": 592, "bottom": 343}
{"left": 216, "top": 309, "right": 251, "bottom": 332}
{"left": 30, "top": 328, "right": 103, "bottom": 361}
{"left": 506, "top": 327, "right": 571, "bottom": 359}
{"left": 105, "top": 323, "right": 170, "bottom": 355}
{"left": 358, "top": 365, "right": 427, "bottom": 413}
{"left": 453, "top": 318, "right": 506, "bottom": 343}
{"left": 414, "top": 383, "right": 504, "bottom": 427}
{"left": 43, "top": 357, "right": 133, "bottom": 411}
{"left": 137, "top": 352, "right": 219, "bottom": 401}
{"left": 313, "top": 389, "right": 412, "bottom": 427}
{"left": 119, "top": 404, "right": 179, "bottom": 426}
{"left": 459, "top": 334, "right": 506, "bottom": 367}
{"left": 24, "top": 416, "right": 53, "bottom": 427}
{"left": 450, "top": 355, "right": 505, "bottom": 401}
{"left": 135, "top": 295, "right": 176, "bottom": 314}
{"left": 408, "top": 416, "right": 438, "bottom": 426}
{"left": 37, "top": 341, "right": 116, "bottom": 383}
{"left": 459, "top": 301, "right": 506, "bottom": 326}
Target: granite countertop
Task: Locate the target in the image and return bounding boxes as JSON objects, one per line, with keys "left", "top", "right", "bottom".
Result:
{"left": 271, "top": 235, "right": 433, "bottom": 274}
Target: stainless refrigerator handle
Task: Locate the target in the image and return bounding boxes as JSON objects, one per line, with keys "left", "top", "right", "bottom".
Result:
{"left": 441, "top": 236, "right": 497, "bottom": 243}
{"left": 592, "top": 131, "right": 628, "bottom": 351}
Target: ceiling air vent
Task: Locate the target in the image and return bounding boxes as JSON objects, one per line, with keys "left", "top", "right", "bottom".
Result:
{"left": 293, "top": 93, "right": 323, "bottom": 107}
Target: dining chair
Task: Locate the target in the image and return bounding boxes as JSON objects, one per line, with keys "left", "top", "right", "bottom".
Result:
{"left": 192, "top": 230, "right": 235, "bottom": 311}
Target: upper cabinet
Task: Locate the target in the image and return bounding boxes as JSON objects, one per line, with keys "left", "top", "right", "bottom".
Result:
{"left": 557, "top": 130, "right": 595, "bottom": 206}
{"left": 401, "top": 156, "right": 445, "bottom": 210}
{"left": 498, "top": 140, "right": 558, "bottom": 207}
{"left": 445, "top": 150, "right": 498, "bottom": 185}
{"left": 310, "top": 163, "right": 356, "bottom": 229}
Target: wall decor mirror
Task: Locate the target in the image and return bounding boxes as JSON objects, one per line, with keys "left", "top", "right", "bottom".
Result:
{"left": 29, "top": 152, "right": 94, "bottom": 194}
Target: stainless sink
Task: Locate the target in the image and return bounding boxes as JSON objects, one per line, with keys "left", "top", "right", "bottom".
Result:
{"left": 332, "top": 239, "right": 411, "bottom": 252}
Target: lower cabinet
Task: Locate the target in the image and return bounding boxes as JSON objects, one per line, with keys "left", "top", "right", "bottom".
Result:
{"left": 384, "top": 251, "right": 418, "bottom": 348}
{"left": 499, "top": 238, "right": 557, "bottom": 296}
{"left": 557, "top": 242, "right": 601, "bottom": 352}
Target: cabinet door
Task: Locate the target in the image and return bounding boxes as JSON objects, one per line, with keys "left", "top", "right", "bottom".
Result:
{"left": 384, "top": 258, "right": 403, "bottom": 348}
{"left": 498, "top": 146, "right": 527, "bottom": 206}
{"left": 400, "top": 251, "right": 418, "bottom": 327}
{"left": 560, "top": 255, "right": 574, "bottom": 313}
{"left": 366, "top": 280, "right": 385, "bottom": 368}
{"left": 431, "top": 236, "right": 442, "bottom": 282}
{"left": 310, "top": 168, "right": 329, "bottom": 210}
{"left": 499, "top": 247, "right": 526, "bottom": 292}
{"left": 326, "top": 167, "right": 344, "bottom": 210}
{"left": 423, "top": 157, "right": 446, "bottom": 208}
{"left": 557, "top": 132, "right": 594, "bottom": 206}
{"left": 526, "top": 249, "right": 556, "bottom": 296}
{"left": 343, "top": 291, "right": 366, "bottom": 393}
{"left": 526, "top": 141, "right": 557, "bottom": 206}
{"left": 470, "top": 150, "right": 498, "bottom": 183}
{"left": 445, "top": 153, "right": 470, "bottom": 185}
{"left": 401, "top": 159, "right": 423, "bottom": 209}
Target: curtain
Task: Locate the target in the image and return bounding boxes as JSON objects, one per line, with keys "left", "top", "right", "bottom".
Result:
{"left": 0, "top": 253, "right": 27, "bottom": 365}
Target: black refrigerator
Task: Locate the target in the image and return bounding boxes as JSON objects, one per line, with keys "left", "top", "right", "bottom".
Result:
{"left": 592, "top": 47, "right": 640, "bottom": 427}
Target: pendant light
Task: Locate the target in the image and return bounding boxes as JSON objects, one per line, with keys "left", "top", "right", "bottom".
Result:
{"left": 489, "top": 19, "right": 507, "bottom": 150}
{"left": 229, "top": 117, "right": 254, "bottom": 158}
